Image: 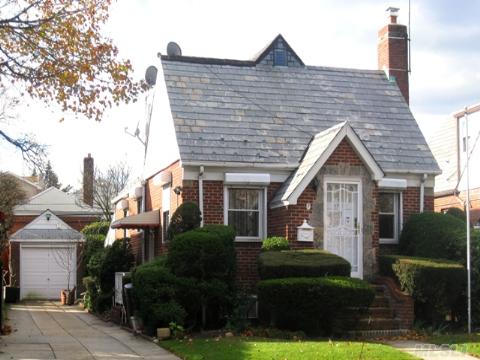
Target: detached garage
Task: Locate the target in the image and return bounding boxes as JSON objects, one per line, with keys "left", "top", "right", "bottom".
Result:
{"left": 10, "top": 210, "right": 83, "bottom": 300}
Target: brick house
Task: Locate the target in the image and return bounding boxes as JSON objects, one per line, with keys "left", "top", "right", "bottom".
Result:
{"left": 429, "top": 103, "right": 480, "bottom": 226}
{"left": 112, "top": 9, "right": 439, "bottom": 290}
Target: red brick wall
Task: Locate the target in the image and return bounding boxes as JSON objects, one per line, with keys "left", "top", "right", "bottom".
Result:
{"left": 326, "top": 139, "right": 364, "bottom": 166}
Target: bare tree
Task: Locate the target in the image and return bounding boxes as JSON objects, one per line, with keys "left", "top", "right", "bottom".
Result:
{"left": 51, "top": 241, "right": 83, "bottom": 304}
{"left": 93, "top": 162, "right": 131, "bottom": 221}
{"left": 0, "top": 89, "right": 47, "bottom": 170}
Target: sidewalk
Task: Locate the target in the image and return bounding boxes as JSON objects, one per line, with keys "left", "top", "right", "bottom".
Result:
{"left": 387, "top": 340, "right": 479, "bottom": 360}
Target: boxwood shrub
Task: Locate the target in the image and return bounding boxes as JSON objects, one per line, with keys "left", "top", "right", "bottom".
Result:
{"left": 399, "top": 212, "right": 466, "bottom": 260}
{"left": 258, "top": 250, "right": 350, "bottom": 279}
{"left": 262, "top": 237, "right": 290, "bottom": 251}
{"left": 379, "top": 255, "right": 466, "bottom": 325}
{"left": 257, "top": 276, "right": 374, "bottom": 335}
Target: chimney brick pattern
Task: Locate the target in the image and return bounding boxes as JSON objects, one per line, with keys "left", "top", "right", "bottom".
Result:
{"left": 378, "top": 13, "right": 409, "bottom": 104}
{"left": 83, "top": 153, "right": 94, "bottom": 207}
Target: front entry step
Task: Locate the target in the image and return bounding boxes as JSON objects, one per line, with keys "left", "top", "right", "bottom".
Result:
{"left": 342, "top": 283, "right": 412, "bottom": 338}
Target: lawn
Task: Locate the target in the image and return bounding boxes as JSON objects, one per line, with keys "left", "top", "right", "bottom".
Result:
{"left": 429, "top": 333, "right": 480, "bottom": 358}
{"left": 161, "top": 337, "right": 419, "bottom": 360}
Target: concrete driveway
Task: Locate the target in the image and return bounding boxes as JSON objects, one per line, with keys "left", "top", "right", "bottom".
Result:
{"left": 0, "top": 301, "right": 180, "bottom": 360}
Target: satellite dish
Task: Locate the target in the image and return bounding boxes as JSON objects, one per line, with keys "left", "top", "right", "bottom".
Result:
{"left": 144, "top": 65, "right": 158, "bottom": 86}
{"left": 167, "top": 42, "right": 182, "bottom": 56}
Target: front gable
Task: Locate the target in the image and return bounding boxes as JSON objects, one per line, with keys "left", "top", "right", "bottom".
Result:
{"left": 271, "top": 122, "right": 383, "bottom": 208}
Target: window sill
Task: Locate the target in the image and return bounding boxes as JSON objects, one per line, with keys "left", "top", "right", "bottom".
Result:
{"left": 379, "top": 238, "right": 399, "bottom": 245}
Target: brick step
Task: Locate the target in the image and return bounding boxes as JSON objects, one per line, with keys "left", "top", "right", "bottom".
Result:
{"left": 354, "top": 317, "right": 401, "bottom": 331}
{"left": 367, "top": 307, "right": 395, "bottom": 318}
{"left": 347, "top": 328, "right": 410, "bottom": 339}
{"left": 371, "top": 295, "right": 389, "bottom": 308}
{"left": 370, "top": 284, "right": 386, "bottom": 293}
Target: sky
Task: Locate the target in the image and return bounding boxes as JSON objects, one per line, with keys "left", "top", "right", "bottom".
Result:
{"left": 0, "top": 0, "right": 479, "bottom": 187}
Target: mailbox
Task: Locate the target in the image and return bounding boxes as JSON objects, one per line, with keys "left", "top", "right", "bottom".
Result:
{"left": 297, "top": 219, "right": 314, "bottom": 242}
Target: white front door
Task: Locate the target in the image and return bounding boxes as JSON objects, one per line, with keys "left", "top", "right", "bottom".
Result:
{"left": 324, "top": 180, "right": 363, "bottom": 278}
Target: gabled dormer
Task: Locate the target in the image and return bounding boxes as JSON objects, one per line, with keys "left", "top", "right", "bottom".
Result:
{"left": 254, "top": 34, "right": 304, "bottom": 67}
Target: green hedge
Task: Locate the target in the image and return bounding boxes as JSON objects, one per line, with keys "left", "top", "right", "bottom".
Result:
{"left": 81, "top": 221, "right": 110, "bottom": 236}
{"left": 166, "top": 201, "right": 202, "bottom": 240}
{"left": 258, "top": 276, "right": 374, "bottom": 335}
{"left": 167, "top": 226, "right": 236, "bottom": 284}
{"left": 131, "top": 258, "right": 191, "bottom": 331}
{"left": 262, "top": 237, "right": 290, "bottom": 251}
{"left": 379, "top": 255, "right": 466, "bottom": 325}
{"left": 258, "top": 250, "right": 350, "bottom": 280}
{"left": 399, "top": 212, "right": 466, "bottom": 260}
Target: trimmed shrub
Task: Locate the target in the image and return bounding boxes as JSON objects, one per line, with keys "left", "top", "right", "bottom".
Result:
{"left": 81, "top": 221, "right": 110, "bottom": 236}
{"left": 399, "top": 212, "right": 466, "bottom": 260}
{"left": 166, "top": 201, "right": 202, "bottom": 240}
{"left": 445, "top": 207, "right": 466, "bottom": 222}
{"left": 262, "top": 237, "right": 290, "bottom": 251}
{"left": 258, "top": 276, "right": 374, "bottom": 335}
{"left": 166, "top": 225, "right": 236, "bottom": 328}
{"left": 258, "top": 250, "right": 350, "bottom": 280}
{"left": 131, "top": 258, "right": 189, "bottom": 331}
{"left": 167, "top": 226, "right": 236, "bottom": 284}
{"left": 381, "top": 255, "right": 465, "bottom": 325}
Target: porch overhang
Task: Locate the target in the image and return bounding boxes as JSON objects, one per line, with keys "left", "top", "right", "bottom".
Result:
{"left": 270, "top": 121, "right": 384, "bottom": 209}
{"left": 111, "top": 210, "right": 160, "bottom": 229}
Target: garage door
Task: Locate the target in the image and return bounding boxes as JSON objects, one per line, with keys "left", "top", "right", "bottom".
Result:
{"left": 20, "top": 245, "right": 76, "bottom": 300}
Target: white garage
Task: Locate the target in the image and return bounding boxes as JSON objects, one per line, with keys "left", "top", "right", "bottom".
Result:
{"left": 10, "top": 210, "right": 83, "bottom": 300}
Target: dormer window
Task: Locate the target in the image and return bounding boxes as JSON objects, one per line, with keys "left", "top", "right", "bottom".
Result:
{"left": 274, "top": 48, "right": 287, "bottom": 66}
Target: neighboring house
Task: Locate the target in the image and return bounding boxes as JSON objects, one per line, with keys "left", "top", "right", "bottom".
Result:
{"left": 112, "top": 9, "right": 439, "bottom": 289}
{"left": 8, "top": 155, "right": 103, "bottom": 300}
{"left": 6, "top": 172, "right": 43, "bottom": 199}
{"left": 429, "top": 103, "right": 480, "bottom": 226}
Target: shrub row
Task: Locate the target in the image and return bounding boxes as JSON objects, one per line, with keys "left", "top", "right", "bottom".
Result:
{"left": 261, "top": 237, "right": 290, "bottom": 251}
{"left": 258, "top": 276, "right": 374, "bottom": 335}
{"left": 258, "top": 249, "right": 351, "bottom": 280}
{"left": 379, "top": 255, "right": 465, "bottom": 324}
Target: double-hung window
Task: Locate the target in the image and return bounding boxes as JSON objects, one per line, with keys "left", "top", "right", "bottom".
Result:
{"left": 379, "top": 192, "right": 400, "bottom": 244}
{"left": 225, "top": 188, "right": 265, "bottom": 241}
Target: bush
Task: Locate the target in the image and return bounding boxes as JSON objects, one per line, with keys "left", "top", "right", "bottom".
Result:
{"left": 445, "top": 207, "right": 466, "bottom": 222}
{"left": 81, "top": 221, "right": 110, "bottom": 237}
{"left": 399, "top": 212, "right": 466, "bottom": 260}
{"left": 258, "top": 276, "right": 374, "bottom": 335}
{"left": 131, "top": 258, "right": 189, "bottom": 331}
{"left": 166, "top": 202, "right": 202, "bottom": 240}
{"left": 258, "top": 250, "right": 350, "bottom": 280}
{"left": 84, "top": 234, "right": 105, "bottom": 272}
{"left": 380, "top": 255, "right": 465, "bottom": 325}
{"left": 262, "top": 237, "right": 290, "bottom": 251}
{"left": 167, "top": 226, "right": 236, "bottom": 284}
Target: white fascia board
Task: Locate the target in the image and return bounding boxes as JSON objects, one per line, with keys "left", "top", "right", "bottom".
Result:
{"left": 11, "top": 238, "right": 85, "bottom": 243}
{"left": 378, "top": 178, "right": 408, "bottom": 189}
{"left": 225, "top": 173, "right": 271, "bottom": 185}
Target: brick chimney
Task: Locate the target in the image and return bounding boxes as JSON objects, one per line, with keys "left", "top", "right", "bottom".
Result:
{"left": 378, "top": 7, "right": 409, "bottom": 104}
{"left": 83, "top": 153, "right": 94, "bottom": 207}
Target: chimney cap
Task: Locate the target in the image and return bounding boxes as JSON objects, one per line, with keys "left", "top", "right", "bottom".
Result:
{"left": 386, "top": 6, "right": 400, "bottom": 16}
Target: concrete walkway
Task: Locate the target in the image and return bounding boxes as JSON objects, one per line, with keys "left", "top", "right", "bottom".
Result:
{"left": 387, "top": 340, "right": 479, "bottom": 360}
{"left": 0, "top": 301, "right": 180, "bottom": 360}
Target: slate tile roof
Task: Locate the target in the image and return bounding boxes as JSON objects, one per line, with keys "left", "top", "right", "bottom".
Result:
{"left": 10, "top": 228, "right": 83, "bottom": 240}
{"left": 160, "top": 42, "right": 440, "bottom": 174}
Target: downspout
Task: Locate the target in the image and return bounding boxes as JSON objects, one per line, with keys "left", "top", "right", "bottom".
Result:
{"left": 199, "top": 166, "right": 204, "bottom": 227}
{"left": 420, "top": 174, "right": 427, "bottom": 212}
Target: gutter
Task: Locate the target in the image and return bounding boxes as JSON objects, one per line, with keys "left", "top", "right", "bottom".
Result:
{"left": 420, "top": 173, "right": 427, "bottom": 212}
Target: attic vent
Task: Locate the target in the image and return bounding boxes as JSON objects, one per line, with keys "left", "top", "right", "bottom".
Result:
{"left": 274, "top": 48, "right": 286, "bottom": 66}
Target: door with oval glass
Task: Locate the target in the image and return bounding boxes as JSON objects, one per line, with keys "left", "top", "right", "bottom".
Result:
{"left": 324, "top": 179, "right": 363, "bottom": 278}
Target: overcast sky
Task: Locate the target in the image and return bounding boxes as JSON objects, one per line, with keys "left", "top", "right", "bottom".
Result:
{"left": 0, "top": 0, "right": 478, "bottom": 187}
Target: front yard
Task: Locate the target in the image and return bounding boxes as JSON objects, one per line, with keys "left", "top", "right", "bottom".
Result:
{"left": 161, "top": 337, "right": 419, "bottom": 360}
{"left": 429, "top": 333, "right": 480, "bottom": 358}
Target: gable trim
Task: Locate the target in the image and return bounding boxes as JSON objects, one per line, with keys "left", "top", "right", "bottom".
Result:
{"left": 270, "top": 122, "right": 384, "bottom": 208}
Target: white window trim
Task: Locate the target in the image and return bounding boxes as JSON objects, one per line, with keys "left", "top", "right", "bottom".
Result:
{"left": 223, "top": 186, "right": 267, "bottom": 242}
{"left": 379, "top": 192, "right": 400, "bottom": 244}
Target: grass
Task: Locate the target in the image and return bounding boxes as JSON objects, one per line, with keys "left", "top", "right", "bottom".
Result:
{"left": 429, "top": 332, "right": 480, "bottom": 357}
{"left": 161, "top": 337, "right": 419, "bottom": 360}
